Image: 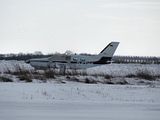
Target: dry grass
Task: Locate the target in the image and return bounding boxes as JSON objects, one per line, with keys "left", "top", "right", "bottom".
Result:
{"left": 0, "top": 76, "right": 13, "bottom": 82}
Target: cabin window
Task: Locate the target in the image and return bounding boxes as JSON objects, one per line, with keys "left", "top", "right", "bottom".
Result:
{"left": 80, "top": 58, "right": 85, "bottom": 64}
{"left": 73, "top": 58, "right": 78, "bottom": 62}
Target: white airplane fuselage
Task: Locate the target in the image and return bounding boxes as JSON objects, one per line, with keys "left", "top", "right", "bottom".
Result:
{"left": 27, "top": 42, "right": 119, "bottom": 69}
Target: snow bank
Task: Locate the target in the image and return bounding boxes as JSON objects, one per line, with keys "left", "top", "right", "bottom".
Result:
{"left": 87, "top": 64, "right": 160, "bottom": 76}
{"left": 0, "top": 60, "right": 160, "bottom": 77}
{"left": 0, "top": 60, "right": 34, "bottom": 73}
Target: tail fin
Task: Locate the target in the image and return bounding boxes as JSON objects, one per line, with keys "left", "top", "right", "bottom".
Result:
{"left": 99, "top": 42, "right": 119, "bottom": 57}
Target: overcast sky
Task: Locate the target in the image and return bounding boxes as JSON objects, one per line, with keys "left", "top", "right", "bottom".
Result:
{"left": 0, "top": 0, "right": 160, "bottom": 56}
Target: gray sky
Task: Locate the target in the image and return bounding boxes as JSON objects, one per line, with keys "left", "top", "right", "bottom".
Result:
{"left": 0, "top": 0, "right": 160, "bottom": 56}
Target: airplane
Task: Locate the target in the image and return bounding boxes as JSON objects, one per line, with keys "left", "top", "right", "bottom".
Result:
{"left": 26, "top": 42, "right": 119, "bottom": 69}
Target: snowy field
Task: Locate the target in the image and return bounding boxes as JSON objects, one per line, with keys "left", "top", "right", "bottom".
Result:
{"left": 0, "top": 83, "right": 160, "bottom": 120}
{"left": 0, "top": 60, "right": 34, "bottom": 73}
{"left": 1, "top": 60, "right": 160, "bottom": 85}
{"left": 0, "top": 60, "right": 160, "bottom": 120}
{"left": 0, "top": 60, "right": 160, "bottom": 77}
{"left": 87, "top": 63, "right": 160, "bottom": 76}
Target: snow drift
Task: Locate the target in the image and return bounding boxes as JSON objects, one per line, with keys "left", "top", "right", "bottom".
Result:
{"left": 0, "top": 60, "right": 34, "bottom": 73}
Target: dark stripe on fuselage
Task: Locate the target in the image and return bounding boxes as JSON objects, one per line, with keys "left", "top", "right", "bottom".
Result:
{"left": 93, "top": 57, "right": 112, "bottom": 64}
{"left": 30, "top": 57, "right": 112, "bottom": 65}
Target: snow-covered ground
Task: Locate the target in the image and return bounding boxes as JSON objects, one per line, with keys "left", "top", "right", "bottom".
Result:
{"left": 0, "top": 60, "right": 160, "bottom": 77}
{"left": 87, "top": 63, "right": 160, "bottom": 76}
{"left": 0, "top": 60, "right": 34, "bottom": 73}
{"left": 0, "top": 83, "right": 160, "bottom": 120}
{"left": 1, "top": 60, "right": 160, "bottom": 85}
{"left": 0, "top": 61, "right": 160, "bottom": 120}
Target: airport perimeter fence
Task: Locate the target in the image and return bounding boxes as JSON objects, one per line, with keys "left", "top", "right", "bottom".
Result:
{"left": 112, "top": 56, "right": 160, "bottom": 64}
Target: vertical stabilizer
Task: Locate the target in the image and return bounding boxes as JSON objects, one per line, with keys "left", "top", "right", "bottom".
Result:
{"left": 99, "top": 42, "right": 119, "bottom": 57}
